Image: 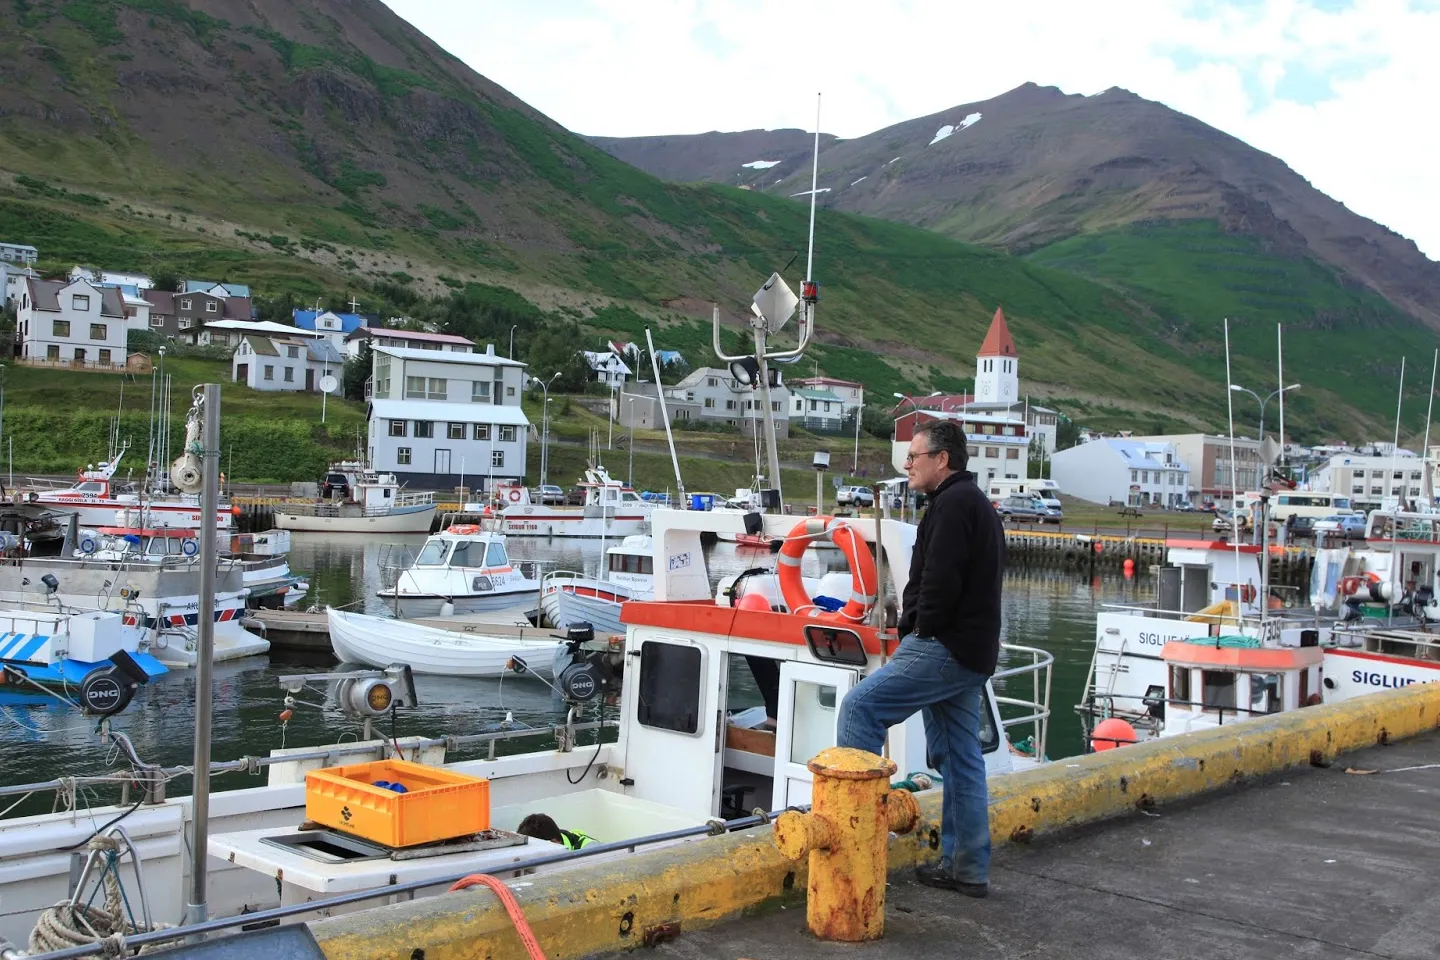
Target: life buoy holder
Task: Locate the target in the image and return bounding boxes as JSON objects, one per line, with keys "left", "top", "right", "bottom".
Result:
{"left": 776, "top": 516, "right": 877, "bottom": 623}
{"left": 79, "top": 536, "right": 98, "bottom": 555}
{"left": 181, "top": 539, "right": 199, "bottom": 557}
{"left": 508, "top": 489, "right": 523, "bottom": 503}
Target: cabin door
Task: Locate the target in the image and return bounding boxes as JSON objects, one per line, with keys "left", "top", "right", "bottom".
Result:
{"left": 771, "top": 661, "right": 859, "bottom": 810}
{"left": 622, "top": 637, "right": 729, "bottom": 817}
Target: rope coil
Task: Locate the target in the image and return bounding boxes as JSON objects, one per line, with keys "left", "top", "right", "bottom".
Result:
{"left": 29, "top": 835, "right": 173, "bottom": 956}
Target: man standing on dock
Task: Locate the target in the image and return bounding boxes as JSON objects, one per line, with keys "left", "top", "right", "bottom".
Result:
{"left": 836, "top": 419, "right": 1005, "bottom": 898}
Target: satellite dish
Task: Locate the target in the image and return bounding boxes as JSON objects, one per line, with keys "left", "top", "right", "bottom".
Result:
{"left": 319, "top": 375, "right": 339, "bottom": 394}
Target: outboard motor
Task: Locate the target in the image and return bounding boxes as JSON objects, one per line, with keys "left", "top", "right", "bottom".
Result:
{"left": 557, "top": 622, "right": 620, "bottom": 706}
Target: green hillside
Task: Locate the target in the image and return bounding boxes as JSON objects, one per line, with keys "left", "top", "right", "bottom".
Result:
{"left": 0, "top": 0, "right": 1429, "bottom": 442}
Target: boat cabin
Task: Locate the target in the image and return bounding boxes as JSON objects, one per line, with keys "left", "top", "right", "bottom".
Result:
{"left": 605, "top": 535, "right": 654, "bottom": 592}
{"left": 1157, "top": 636, "right": 1323, "bottom": 738}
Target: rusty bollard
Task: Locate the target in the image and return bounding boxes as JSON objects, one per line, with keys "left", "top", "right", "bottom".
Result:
{"left": 772, "top": 747, "right": 920, "bottom": 942}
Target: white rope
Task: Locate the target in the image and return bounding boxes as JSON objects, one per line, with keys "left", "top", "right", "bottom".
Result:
{"left": 28, "top": 835, "right": 174, "bottom": 955}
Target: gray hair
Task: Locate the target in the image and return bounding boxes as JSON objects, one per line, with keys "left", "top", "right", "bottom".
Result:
{"left": 914, "top": 419, "right": 969, "bottom": 473}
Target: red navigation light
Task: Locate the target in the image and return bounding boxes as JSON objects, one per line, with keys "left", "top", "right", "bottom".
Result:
{"left": 801, "top": 280, "right": 819, "bottom": 303}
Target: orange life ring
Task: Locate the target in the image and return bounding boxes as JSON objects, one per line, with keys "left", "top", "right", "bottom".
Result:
{"left": 776, "top": 516, "right": 877, "bottom": 623}
{"left": 508, "top": 489, "right": 523, "bottom": 503}
{"left": 446, "top": 524, "right": 481, "bottom": 535}
{"left": 1339, "top": 572, "right": 1380, "bottom": 596}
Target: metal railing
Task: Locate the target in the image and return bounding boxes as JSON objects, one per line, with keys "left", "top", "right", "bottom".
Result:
{"left": 992, "top": 642, "right": 1055, "bottom": 760}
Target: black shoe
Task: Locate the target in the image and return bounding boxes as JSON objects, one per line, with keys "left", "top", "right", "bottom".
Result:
{"left": 914, "top": 862, "right": 988, "bottom": 898}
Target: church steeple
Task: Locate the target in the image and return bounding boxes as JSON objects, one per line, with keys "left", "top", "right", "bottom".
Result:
{"left": 974, "top": 307, "right": 1019, "bottom": 403}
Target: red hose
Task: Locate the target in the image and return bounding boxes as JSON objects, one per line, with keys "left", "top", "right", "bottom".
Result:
{"left": 448, "top": 874, "right": 546, "bottom": 959}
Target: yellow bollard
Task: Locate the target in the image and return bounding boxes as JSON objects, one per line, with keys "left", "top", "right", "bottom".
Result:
{"left": 772, "top": 746, "right": 920, "bottom": 942}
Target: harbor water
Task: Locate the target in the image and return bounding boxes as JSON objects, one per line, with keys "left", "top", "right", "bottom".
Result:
{"left": 0, "top": 533, "right": 1150, "bottom": 811}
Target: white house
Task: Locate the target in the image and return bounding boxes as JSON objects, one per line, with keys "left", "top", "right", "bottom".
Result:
{"left": 1050, "top": 438, "right": 1191, "bottom": 507}
{"left": 789, "top": 387, "right": 846, "bottom": 432}
{"left": 232, "top": 336, "right": 344, "bottom": 392}
{"left": 344, "top": 326, "right": 474, "bottom": 359}
{"left": 1310, "top": 452, "right": 1426, "bottom": 510}
{"left": 196, "top": 319, "right": 319, "bottom": 349}
{"left": 892, "top": 410, "right": 1029, "bottom": 484}
{"left": 665, "top": 366, "right": 791, "bottom": 438}
{"left": 581, "top": 350, "right": 632, "bottom": 386}
{"left": 16, "top": 277, "right": 129, "bottom": 368}
{"left": 0, "top": 242, "right": 38, "bottom": 264}
{"left": 366, "top": 344, "right": 530, "bottom": 488}
{"left": 69, "top": 266, "right": 153, "bottom": 290}
{"left": 790, "top": 376, "right": 864, "bottom": 413}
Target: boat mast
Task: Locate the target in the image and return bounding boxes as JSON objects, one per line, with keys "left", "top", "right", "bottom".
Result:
{"left": 1423, "top": 349, "right": 1438, "bottom": 511}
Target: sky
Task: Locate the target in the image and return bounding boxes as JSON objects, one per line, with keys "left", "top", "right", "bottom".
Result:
{"left": 381, "top": 0, "right": 1440, "bottom": 260}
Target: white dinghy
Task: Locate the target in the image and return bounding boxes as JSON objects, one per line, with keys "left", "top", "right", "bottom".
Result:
{"left": 326, "top": 607, "right": 565, "bottom": 677}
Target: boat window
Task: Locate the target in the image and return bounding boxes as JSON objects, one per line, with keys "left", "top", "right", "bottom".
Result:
{"left": 637, "top": 641, "right": 703, "bottom": 734}
{"left": 1170, "top": 665, "right": 1192, "bottom": 705}
{"left": 414, "top": 539, "right": 448, "bottom": 565}
{"left": 485, "top": 540, "right": 508, "bottom": 567}
{"left": 1249, "top": 673, "right": 1283, "bottom": 715}
{"left": 447, "top": 540, "right": 479, "bottom": 568}
{"left": 1201, "top": 671, "right": 1237, "bottom": 712}
{"left": 622, "top": 492, "right": 641, "bottom": 502}
{"left": 77, "top": 482, "right": 105, "bottom": 493}
{"left": 789, "top": 680, "right": 839, "bottom": 764}
{"left": 804, "top": 625, "right": 868, "bottom": 667}
{"left": 639, "top": 556, "right": 653, "bottom": 575}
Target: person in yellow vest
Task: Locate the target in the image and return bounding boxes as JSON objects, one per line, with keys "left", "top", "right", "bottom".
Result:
{"left": 516, "top": 813, "right": 595, "bottom": 850}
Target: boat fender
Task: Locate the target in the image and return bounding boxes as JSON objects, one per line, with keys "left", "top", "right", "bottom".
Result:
{"left": 181, "top": 539, "right": 199, "bottom": 557}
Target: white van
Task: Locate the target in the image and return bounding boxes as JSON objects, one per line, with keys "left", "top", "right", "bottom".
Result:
{"left": 1271, "top": 492, "right": 1354, "bottom": 522}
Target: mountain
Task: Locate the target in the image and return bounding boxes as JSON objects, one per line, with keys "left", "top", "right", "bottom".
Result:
{"left": 0, "top": 3, "right": 1432, "bottom": 440}
{"left": 591, "top": 82, "right": 1440, "bottom": 339}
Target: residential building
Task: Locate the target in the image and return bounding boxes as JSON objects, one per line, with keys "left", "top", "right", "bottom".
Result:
{"left": 0, "top": 242, "right": 38, "bottom": 264}
{"left": 790, "top": 375, "right": 864, "bottom": 413}
{"left": 892, "top": 307, "right": 1059, "bottom": 452}
{"left": 69, "top": 266, "right": 153, "bottom": 290}
{"left": 144, "top": 289, "right": 253, "bottom": 340}
{"left": 196, "top": 319, "right": 318, "bottom": 349}
{"left": 581, "top": 350, "right": 632, "bottom": 386}
{"left": 1125, "top": 434, "right": 1263, "bottom": 504}
{"left": 15, "top": 277, "right": 128, "bottom": 368}
{"left": 344, "top": 327, "right": 473, "bottom": 358}
{"left": 294, "top": 310, "right": 370, "bottom": 350}
{"left": 789, "top": 387, "right": 846, "bottom": 432}
{"left": 1050, "top": 438, "right": 1192, "bottom": 507}
{"left": 232, "top": 336, "right": 344, "bottom": 392}
{"left": 665, "top": 366, "right": 791, "bottom": 438}
{"left": 366, "top": 344, "right": 530, "bottom": 489}
{"left": 1310, "top": 453, "right": 1427, "bottom": 509}
{"left": 182, "top": 280, "right": 250, "bottom": 298}
{"left": 892, "top": 409, "right": 1028, "bottom": 485}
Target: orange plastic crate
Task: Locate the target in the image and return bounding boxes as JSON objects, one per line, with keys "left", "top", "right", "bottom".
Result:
{"left": 304, "top": 758, "right": 490, "bottom": 847}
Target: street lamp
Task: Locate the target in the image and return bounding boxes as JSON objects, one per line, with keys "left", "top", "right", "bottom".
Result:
{"left": 535, "top": 371, "right": 560, "bottom": 487}
{"left": 1230, "top": 383, "right": 1301, "bottom": 486}
{"left": 509, "top": 325, "right": 517, "bottom": 360}
{"left": 891, "top": 390, "right": 942, "bottom": 414}
{"left": 627, "top": 397, "right": 636, "bottom": 488}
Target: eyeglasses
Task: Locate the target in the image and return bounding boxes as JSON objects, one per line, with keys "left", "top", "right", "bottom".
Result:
{"left": 904, "top": 450, "right": 940, "bottom": 466}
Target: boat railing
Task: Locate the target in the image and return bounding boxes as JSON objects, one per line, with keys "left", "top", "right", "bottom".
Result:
{"left": 992, "top": 642, "right": 1054, "bottom": 761}
{"left": 396, "top": 490, "right": 435, "bottom": 508}
{"left": 1078, "top": 689, "right": 1280, "bottom": 731}
{"left": 0, "top": 718, "right": 623, "bottom": 813}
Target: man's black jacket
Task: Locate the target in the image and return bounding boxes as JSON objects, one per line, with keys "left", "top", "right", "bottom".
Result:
{"left": 897, "top": 471, "right": 1007, "bottom": 676}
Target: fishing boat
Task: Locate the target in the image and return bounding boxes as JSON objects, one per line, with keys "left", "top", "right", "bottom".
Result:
{"left": 327, "top": 608, "right": 565, "bottom": 677}
{"left": 77, "top": 526, "right": 309, "bottom": 607}
{"left": 494, "top": 465, "right": 652, "bottom": 538}
{"left": 275, "top": 460, "right": 436, "bottom": 534}
{"left": 539, "top": 535, "right": 654, "bottom": 634}
{"left": 25, "top": 446, "right": 238, "bottom": 529}
{"left": 376, "top": 525, "right": 540, "bottom": 617}
{"left": 0, "top": 607, "right": 168, "bottom": 690}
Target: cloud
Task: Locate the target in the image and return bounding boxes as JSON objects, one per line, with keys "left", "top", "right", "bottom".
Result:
{"left": 381, "top": 0, "right": 1440, "bottom": 259}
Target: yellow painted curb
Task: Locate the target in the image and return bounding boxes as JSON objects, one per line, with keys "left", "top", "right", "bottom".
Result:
{"left": 309, "top": 683, "right": 1440, "bottom": 960}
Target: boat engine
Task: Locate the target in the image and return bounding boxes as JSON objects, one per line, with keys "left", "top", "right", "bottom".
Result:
{"left": 556, "top": 623, "right": 622, "bottom": 706}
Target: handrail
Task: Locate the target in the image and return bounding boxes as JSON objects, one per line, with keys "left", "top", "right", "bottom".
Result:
{"left": 992, "top": 642, "right": 1054, "bottom": 760}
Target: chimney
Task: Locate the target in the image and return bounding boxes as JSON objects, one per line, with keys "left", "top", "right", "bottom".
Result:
{"left": 486, "top": 343, "right": 495, "bottom": 356}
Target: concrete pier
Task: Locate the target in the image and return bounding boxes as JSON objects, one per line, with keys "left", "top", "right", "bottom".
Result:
{"left": 658, "top": 731, "right": 1440, "bottom": 960}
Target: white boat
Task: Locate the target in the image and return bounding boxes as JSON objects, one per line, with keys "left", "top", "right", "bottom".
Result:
{"left": 327, "top": 607, "right": 564, "bottom": 677}
{"left": 491, "top": 465, "right": 652, "bottom": 538}
{"left": 0, "top": 607, "right": 168, "bottom": 690}
{"left": 77, "top": 525, "right": 309, "bottom": 607}
{"left": 27, "top": 445, "right": 236, "bottom": 529}
{"left": 276, "top": 461, "right": 436, "bottom": 533}
{"left": 376, "top": 524, "right": 540, "bottom": 617}
{"left": 540, "top": 535, "right": 654, "bottom": 633}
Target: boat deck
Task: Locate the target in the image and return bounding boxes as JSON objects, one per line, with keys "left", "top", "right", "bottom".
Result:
{"left": 651, "top": 731, "right": 1440, "bottom": 960}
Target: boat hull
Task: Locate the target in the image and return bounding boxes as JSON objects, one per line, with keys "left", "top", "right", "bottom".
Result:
{"left": 499, "top": 510, "right": 648, "bottom": 539}
{"left": 276, "top": 504, "right": 436, "bottom": 534}
{"left": 0, "top": 650, "right": 169, "bottom": 686}
{"left": 376, "top": 590, "right": 537, "bottom": 619}
{"left": 541, "top": 580, "right": 635, "bottom": 635}
{"left": 327, "top": 608, "right": 563, "bottom": 677}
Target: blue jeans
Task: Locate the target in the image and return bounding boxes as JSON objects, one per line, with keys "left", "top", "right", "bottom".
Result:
{"left": 835, "top": 634, "right": 991, "bottom": 884}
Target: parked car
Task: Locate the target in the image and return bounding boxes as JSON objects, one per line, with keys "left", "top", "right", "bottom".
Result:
{"left": 1314, "top": 513, "right": 1367, "bottom": 540}
{"left": 996, "top": 496, "right": 1046, "bottom": 522}
{"left": 835, "top": 486, "right": 874, "bottom": 507}
{"left": 1173, "top": 500, "right": 1196, "bottom": 512}
{"left": 1213, "top": 510, "right": 1249, "bottom": 533}
{"left": 320, "top": 471, "right": 350, "bottom": 501}
{"left": 1285, "top": 515, "right": 1316, "bottom": 540}
{"left": 537, "top": 484, "right": 566, "bottom": 505}
{"left": 1039, "top": 504, "right": 1064, "bottom": 525}
{"left": 565, "top": 487, "right": 586, "bottom": 506}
